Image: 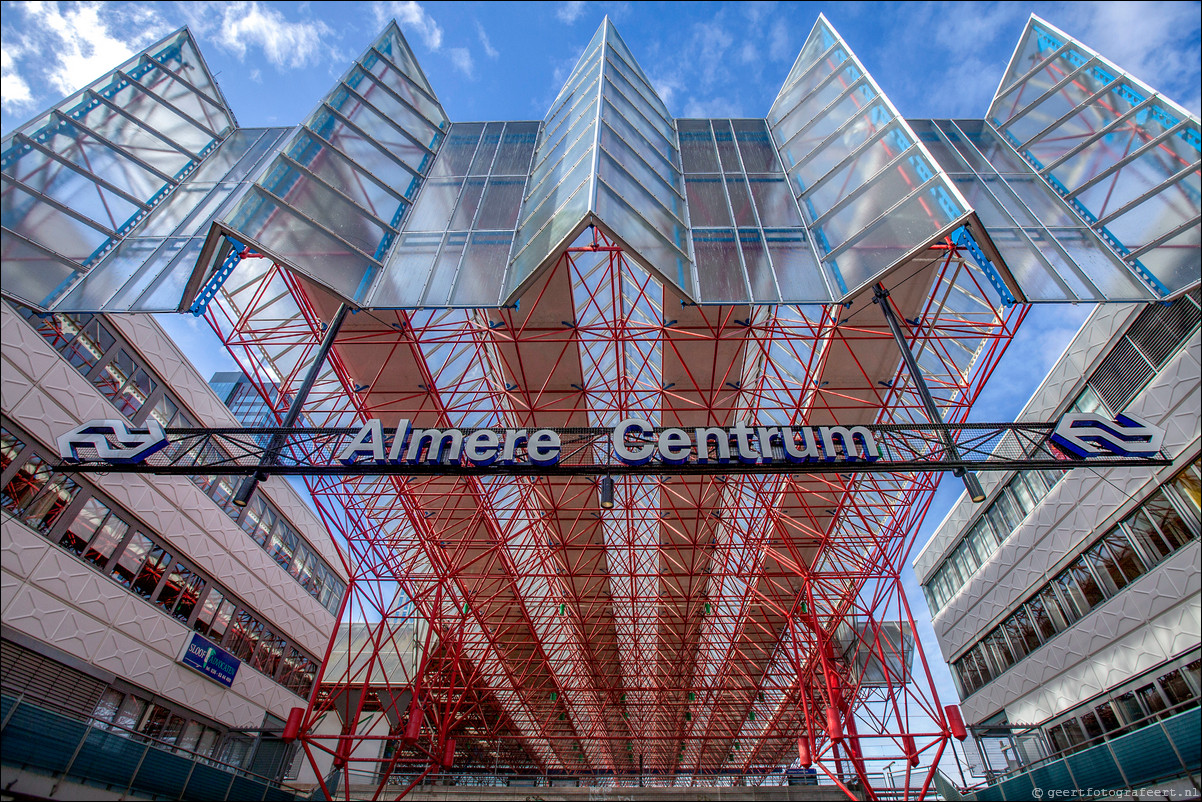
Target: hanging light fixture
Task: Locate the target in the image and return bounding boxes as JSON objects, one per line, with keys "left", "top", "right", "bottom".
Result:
{"left": 599, "top": 476, "right": 615, "bottom": 509}
{"left": 963, "top": 472, "right": 986, "bottom": 504}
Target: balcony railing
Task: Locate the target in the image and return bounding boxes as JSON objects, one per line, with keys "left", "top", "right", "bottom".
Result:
{"left": 0, "top": 694, "right": 303, "bottom": 801}
{"left": 967, "top": 705, "right": 1200, "bottom": 800}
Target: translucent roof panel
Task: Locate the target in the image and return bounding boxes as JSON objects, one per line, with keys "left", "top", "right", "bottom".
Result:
{"left": 767, "top": 15, "right": 971, "bottom": 298}
{"left": 504, "top": 30, "right": 602, "bottom": 299}
{"left": 212, "top": 22, "right": 449, "bottom": 305}
{"left": 680, "top": 119, "right": 828, "bottom": 303}
{"left": 913, "top": 118, "right": 1157, "bottom": 302}
{"left": 56, "top": 127, "right": 290, "bottom": 312}
{"left": 368, "top": 120, "right": 538, "bottom": 308}
{"left": 989, "top": 15, "right": 1200, "bottom": 298}
{"left": 593, "top": 24, "right": 693, "bottom": 298}
{"left": 1, "top": 28, "right": 235, "bottom": 310}
{"left": 507, "top": 19, "right": 696, "bottom": 302}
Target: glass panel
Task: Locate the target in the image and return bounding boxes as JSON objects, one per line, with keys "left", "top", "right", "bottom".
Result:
{"left": 1095, "top": 701, "right": 1120, "bottom": 733}
{"left": 1158, "top": 669, "right": 1194, "bottom": 706}
{"left": 114, "top": 695, "right": 146, "bottom": 733}
{"left": 1025, "top": 593, "right": 1059, "bottom": 641}
{"left": 1101, "top": 529, "right": 1147, "bottom": 585}
{"left": 226, "top": 608, "right": 263, "bottom": 663}
{"left": 20, "top": 471, "right": 80, "bottom": 536}
{"left": 450, "top": 231, "right": 512, "bottom": 306}
{"left": 475, "top": 178, "right": 525, "bottom": 230}
{"left": 713, "top": 120, "right": 742, "bottom": 172}
{"left": 372, "top": 231, "right": 442, "bottom": 307}
{"left": 111, "top": 532, "right": 153, "bottom": 587}
{"left": 764, "top": 228, "right": 827, "bottom": 301}
{"left": 450, "top": 177, "right": 485, "bottom": 230}
{"left": 59, "top": 496, "right": 108, "bottom": 556}
{"left": 160, "top": 714, "right": 186, "bottom": 747}
{"left": 492, "top": 122, "right": 539, "bottom": 176}
{"left": 1112, "top": 690, "right": 1145, "bottom": 728}
{"left": 422, "top": 231, "right": 466, "bottom": 306}
{"left": 1039, "top": 585, "right": 1074, "bottom": 630}
{"left": 1055, "top": 556, "right": 1106, "bottom": 619}
{"left": 739, "top": 228, "right": 777, "bottom": 302}
{"left": 131, "top": 543, "right": 171, "bottom": 598}
{"left": 679, "top": 120, "right": 719, "bottom": 173}
{"left": 1123, "top": 508, "right": 1173, "bottom": 563}
{"left": 157, "top": 562, "right": 205, "bottom": 621}
{"left": 92, "top": 689, "right": 123, "bottom": 730}
{"left": 178, "top": 721, "right": 204, "bottom": 753}
{"left": 194, "top": 588, "right": 235, "bottom": 641}
{"left": 1142, "top": 488, "right": 1193, "bottom": 551}
{"left": 685, "top": 177, "right": 730, "bottom": 227}
{"left": 1172, "top": 463, "right": 1201, "bottom": 514}
{"left": 1136, "top": 683, "right": 1168, "bottom": 719}
{"left": 748, "top": 177, "right": 802, "bottom": 227}
{"left": 694, "top": 228, "right": 746, "bottom": 301}
{"left": 732, "top": 120, "right": 779, "bottom": 172}
{"left": 725, "top": 176, "right": 755, "bottom": 227}
{"left": 139, "top": 704, "right": 171, "bottom": 740}
{"left": 254, "top": 630, "right": 286, "bottom": 677}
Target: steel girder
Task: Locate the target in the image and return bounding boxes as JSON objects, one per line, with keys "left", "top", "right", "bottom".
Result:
{"left": 203, "top": 231, "right": 1025, "bottom": 799}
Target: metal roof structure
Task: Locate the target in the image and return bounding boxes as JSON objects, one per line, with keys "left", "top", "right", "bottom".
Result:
{"left": 1, "top": 12, "right": 1197, "bottom": 800}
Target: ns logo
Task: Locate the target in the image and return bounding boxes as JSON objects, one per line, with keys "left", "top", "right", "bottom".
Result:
{"left": 57, "top": 419, "right": 169, "bottom": 464}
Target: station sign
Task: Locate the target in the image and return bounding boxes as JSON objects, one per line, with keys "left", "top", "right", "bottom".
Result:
{"left": 53, "top": 412, "right": 1166, "bottom": 474}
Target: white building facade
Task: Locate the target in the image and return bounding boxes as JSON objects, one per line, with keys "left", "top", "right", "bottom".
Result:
{"left": 915, "top": 292, "right": 1200, "bottom": 790}
{"left": 1, "top": 299, "right": 347, "bottom": 798}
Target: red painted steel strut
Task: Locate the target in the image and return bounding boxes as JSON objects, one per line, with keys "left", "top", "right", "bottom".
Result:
{"left": 200, "top": 233, "right": 1027, "bottom": 800}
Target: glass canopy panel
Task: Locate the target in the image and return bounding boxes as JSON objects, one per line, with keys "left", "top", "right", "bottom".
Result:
{"left": 990, "top": 15, "right": 1200, "bottom": 297}
{"left": 210, "top": 23, "right": 447, "bottom": 307}
{"left": 682, "top": 116, "right": 827, "bottom": 304}
{"left": 770, "top": 16, "right": 966, "bottom": 301}
{"left": 1, "top": 28, "right": 236, "bottom": 310}
{"left": 505, "top": 19, "right": 697, "bottom": 302}
{"left": 919, "top": 117, "right": 1159, "bottom": 302}
{"left": 370, "top": 120, "right": 537, "bottom": 308}
{"left": 56, "top": 128, "right": 286, "bottom": 312}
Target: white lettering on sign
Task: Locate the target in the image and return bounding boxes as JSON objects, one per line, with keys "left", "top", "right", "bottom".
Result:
{"left": 339, "top": 419, "right": 562, "bottom": 467}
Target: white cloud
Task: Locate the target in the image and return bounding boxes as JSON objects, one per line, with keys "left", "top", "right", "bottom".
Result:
{"left": 449, "top": 47, "right": 475, "bottom": 79}
{"left": 476, "top": 21, "right": 499, "bottom": 59}
{"left": 213, "top": 2, "right": 333, "bottom": 69}
{"left": 556, "top": 1, "right": 587, "bottom": 25}
{"left": 15, "top": 2, "right": 170, "bottom": 98}
{"left": 1050, "top": 0, "right": 1201, "bottom": 115}
{"left": 768, "top": 18, "right": 792, "bottom": 63}
{"left": 1, "top": 47, "right": 34, "bottom": 111}
{"left": 374, "top": 1, "right": 443, "bottom": 51}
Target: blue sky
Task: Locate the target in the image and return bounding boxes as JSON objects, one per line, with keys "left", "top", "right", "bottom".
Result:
{"left": 3, "top": 0, "right": 1199, "bottom": 775}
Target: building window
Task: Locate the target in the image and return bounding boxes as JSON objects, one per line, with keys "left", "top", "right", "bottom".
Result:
{"left": 1, "top": 423, "right": 321, "bottom": 698}
{"left": 11, "top": 303, "right": 348, "bottom": 616}
{"left": 951, "top": 460, "right": 1200, "bottom": 698}
{"left": 194, "top": 587, "right": 236, "bottom": 642}
{"left": 924, "top": 293, "right": 1200, "bottom": 614}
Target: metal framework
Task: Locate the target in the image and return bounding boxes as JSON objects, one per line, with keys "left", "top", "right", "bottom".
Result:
{"left": 191, "top": 225, "right": 1033, "bottom": 800}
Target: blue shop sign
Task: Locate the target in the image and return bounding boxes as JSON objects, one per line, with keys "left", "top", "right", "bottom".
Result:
{"left": 181, "top": 633, "right": 240, "bottom": 687}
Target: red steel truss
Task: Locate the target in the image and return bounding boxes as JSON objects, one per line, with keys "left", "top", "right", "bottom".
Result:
{"left": 205, "top": 230, "right": 1026, "bottom": 799}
